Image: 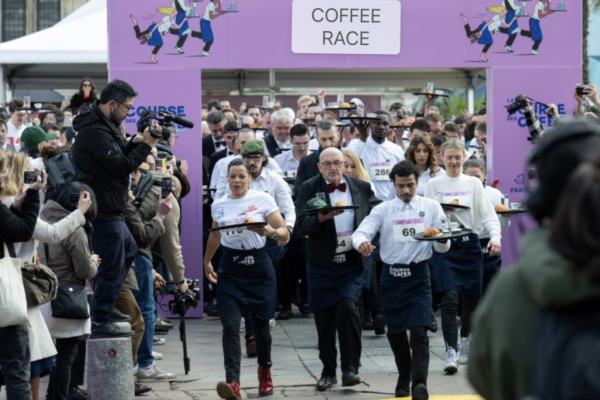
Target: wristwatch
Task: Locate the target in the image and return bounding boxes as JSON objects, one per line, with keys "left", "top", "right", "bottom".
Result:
{"left": 270, "top": 229, "right": 278, "bottom": 239}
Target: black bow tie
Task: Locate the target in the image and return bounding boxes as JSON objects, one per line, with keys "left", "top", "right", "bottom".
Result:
{"left": 215, "top": 141, "right": 225, "bottom": 147}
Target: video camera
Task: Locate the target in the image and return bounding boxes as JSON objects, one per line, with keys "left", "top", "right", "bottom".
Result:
{"left": 168, "top": 279, "right": 201, "bottom": 316}
{"left": 139, "top": 110, "right": 194, "bottom": 141}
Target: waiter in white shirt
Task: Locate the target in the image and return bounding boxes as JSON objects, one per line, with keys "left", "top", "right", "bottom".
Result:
{"left": 353, "top": 111, "right": 405, "bottom": 200}
{"left": 274, "top": 124, "right": 311, "bottom": 196}
{"left": 352, "top": 161, "right": 449, "bottom": 400}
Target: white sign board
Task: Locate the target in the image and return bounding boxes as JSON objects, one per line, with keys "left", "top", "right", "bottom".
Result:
{"left": 292, "top": 0, "right": 401, "bottom": 55}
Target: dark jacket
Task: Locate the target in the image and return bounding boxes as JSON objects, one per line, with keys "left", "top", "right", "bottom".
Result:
{"left": 124, "top": 196, "right": 165, "bottom": 261}
{"left": 468, "top": 227, "right": 600, "bottom": 400}
{"left": 156, "top": 143, "right": 191, "bottom": 198}
{"left": 295, "top": 150, "right": 321, "bottom": 190}
{"left": 72, "top": 103, "right": 152, "bottom": 220}
{"left": 202, "top": 134, "right": 218, "bottom": 159}
{"left": 69, "top": 93, "right": 98, "bottom": 112}
{"left": 294, "top": 174, "right": 381, "bottom": 267}
{"left": 0, "top": 190, "right": 39, "bottom": 258}
{"left": 209, "top": 148, "right": 231, "bottom": 175}
{"left": 263, "top": 134, "right": 284, "bottom": 158}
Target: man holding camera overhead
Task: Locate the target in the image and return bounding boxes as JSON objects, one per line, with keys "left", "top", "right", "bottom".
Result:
{"left": 72, "top": 79, "right": 158, "bottom": 338}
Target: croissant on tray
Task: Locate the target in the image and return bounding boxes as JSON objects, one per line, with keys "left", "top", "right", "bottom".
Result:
{"left": 246, "top": 217, "right": 256, "bottom": 223}
{"left": 423, "top": 227, "right": 442, "bottom": 237}
{"left": 335, "top": 201, "right": 346, "bottom": 207}
{"left": 495, "top": 204, "right": 509, "bottom": 212}
{"left": 449, "top": 199, "right": 460, "bottom": 205}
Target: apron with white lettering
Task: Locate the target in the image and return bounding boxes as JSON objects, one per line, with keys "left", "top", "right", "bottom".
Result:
{"left": 307, "top": 250, "right": 362, "bottom": 313}
{"left": 380, "top": 261, "right": 432, "bottom": 334}
{"left": 432, "top": 232, "right": 483, "bottom": 296}
{"left": 480, "top": 238, "right": 503, "bottom": 293}
{"left": 217, "top": 246, "right": 276, "bottom": 320}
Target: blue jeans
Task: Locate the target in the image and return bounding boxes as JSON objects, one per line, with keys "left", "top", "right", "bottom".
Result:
{"left": 132, "top": 254, "right": 155, "bottom": 368}
{"left": 91, "top": 220, "right": 138, "bottom": 323}
{"left": 0, "top": 325, "right": 32, "bottom": 400}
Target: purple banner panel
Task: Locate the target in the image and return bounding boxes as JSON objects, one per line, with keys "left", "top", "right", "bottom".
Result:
{"left": 110, "top": 68, "right": 205, "bottom": 317}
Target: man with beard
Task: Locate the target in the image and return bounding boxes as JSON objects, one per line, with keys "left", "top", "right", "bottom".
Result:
{"left": 354, "top": 111, "right": 405, "bottom": 200}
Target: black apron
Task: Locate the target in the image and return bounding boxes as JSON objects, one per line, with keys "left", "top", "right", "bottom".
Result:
{"left": 217, "top": 246, "right": 276, "bottom": 321}
{"left": 307, "top": 251, "right": 362, "bottom": 313}
{"left": 265, "top": 237, "right": 286, "bottom": 263}
{"left": 432, "top": 232, "right": 483, "bottom": 296}
{"left": 480, "top": 237, "right": 503, "bottom": 293}
{"left": 380, "top": 260, "right": 432, "bottom": 334}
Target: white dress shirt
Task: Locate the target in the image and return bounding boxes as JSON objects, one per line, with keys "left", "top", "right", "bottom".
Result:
{"left": 352, "top": 196, "right": 450, "bottom": 265}
{"left": 274, "top": 150, "right": 311, "bottom": 195}
{"left": 417, "top": 168, "right": 445, "bottom": 197}
{"left": 481, "top": 185, "right": 510, "bottom": 238}
{"left": 356, "top": 136, "right": 405, "bottom": 201}
{"left": 7, "top": 120, "right": 25, "bottom": 152}
{"left": 216, "top": 166, "right": 295, "bottom": 229}
{"left": 328, "top": 178, "right": 355, "bottom": 253}
{"left": 213, "top": 155, "right": 283, "bottom": 199}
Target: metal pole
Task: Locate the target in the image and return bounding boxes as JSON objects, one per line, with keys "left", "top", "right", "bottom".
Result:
{"left": 467, "top": 87, "right": 475, "bottom": 115}
{"left": 269, "top": 69, "right": 276, "bottom": 101}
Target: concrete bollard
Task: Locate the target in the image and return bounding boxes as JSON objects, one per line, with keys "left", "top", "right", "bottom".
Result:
{"left": 87, "top": 337, "right": 134, "bottom": 400}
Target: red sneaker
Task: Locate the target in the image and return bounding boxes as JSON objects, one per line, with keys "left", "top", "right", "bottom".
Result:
{"left": 217, "top": 381, "right": 242, "bottom": 400}
{"left": 258, "top": 366, "right": 273, "bottom": 397}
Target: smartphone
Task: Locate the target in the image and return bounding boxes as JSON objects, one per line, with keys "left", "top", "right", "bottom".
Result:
{"left": 161, "top": 177, "right": 172, "bottom": 199}
{"left": 577, "top": 85, "right": 590, "bottom": 96}
{"left": 70, "top": 193, "right": 80, "bottom": 207}
{"left": 157, "top": 157, "right": 167, "bottom": 170}
{"left": 24, "top": 170, "right": 42, "bottom": 184}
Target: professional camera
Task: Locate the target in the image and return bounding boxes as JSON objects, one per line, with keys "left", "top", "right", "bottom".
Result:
{"left": 168, "top": 279, "right": 201, "bottom": 316}
{"left": 506, "top": 95, "right": 529, "bottom": 115}
{"left": 138, "top": 109, "right": 194, "bottom": 140}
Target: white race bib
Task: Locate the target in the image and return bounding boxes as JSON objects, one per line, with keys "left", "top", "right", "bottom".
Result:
{"left": 284, "top": 169, "right": 297, "bottom": 179}
{"left": 370, "top": 162, "right": 393, "bottom": 181}
{"left": 222, "top": 227, "right": 251, "bottom": 244}
{"left": 336, "top": 231, "right": 354, "bottom": 253}
{"left": 393, "top": 218, "right": 425, "bottom": 243}
{"left": 441, "top": 190, "right": 473, "bottom": 208}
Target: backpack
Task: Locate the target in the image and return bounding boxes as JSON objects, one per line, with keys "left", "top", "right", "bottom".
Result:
{"left": 46, "top": 152, "right": 91, "bottom": 202}
{"left": 531, "top": 298, "right": 600, "bottom": 400}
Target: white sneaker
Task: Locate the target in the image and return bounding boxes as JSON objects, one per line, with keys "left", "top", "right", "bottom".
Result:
{"left": 459, "top": 337, "right": 470, "bottom": 364}
{"left": 531, "top": 49, "right": 540, "bottom": 55}
{"left": 444, "top": 347, "right": 458, "bottom": 374}
{"left": 504, "top": 45, "right": 513, "bottom": 53}
{"left": 269, "top": 319, "right": 276, "bottom": 330}
{"left": 136, "top": 363, "right": 176, "bottom": 382}
{"left": 133, "top": 365, "right": 139, "bottom": 375}
{"left": 175, "top": 46, "right": 184, "bottom": 54}
{"left": 202, "top": 51, "right": 211, "bottom": 57}
{"left": 240, "top": 317, "right": 246, "bottom": 333}
{"left": 513, "top": 27, "right": 522, "bottom": 34}
{"left": 153, "top": 337, "right": 166, "bottom": 346}
{"left": 152, "top": 351, "right": 163, "bottom": 360}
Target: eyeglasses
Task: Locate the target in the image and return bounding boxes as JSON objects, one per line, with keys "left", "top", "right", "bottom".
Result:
{"left": 320, "top": 161, "right": 343, "bottom": 169}
{"left": 114, "top": 100, "right": 133, "bottom": 112}
{"left": 243, "top": 155, "right": 263, "bottom": 161}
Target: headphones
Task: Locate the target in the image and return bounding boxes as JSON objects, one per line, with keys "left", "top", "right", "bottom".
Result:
{"left": 526, "top": 119, "right": 600, "bottom": 222}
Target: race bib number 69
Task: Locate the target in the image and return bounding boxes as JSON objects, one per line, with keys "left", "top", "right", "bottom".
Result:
{"left": 393, "top": 218, "right": 425, "bottom": 243}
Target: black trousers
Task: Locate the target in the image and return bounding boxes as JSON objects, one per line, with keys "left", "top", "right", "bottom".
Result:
{"left": 0, "top": 325, "right": 31, "bottom": 400}
{"left": 387, "top": 327, "right": 429, "bottom": 393}
{"left": 499, "top": 27, "right": 518, "bottom": 46}
{"left": 220, "top": 303, "right": 271, "bottom": 383}
{"left": 464, "top": 24, "right": 492, "bottom": 53}
{"left": 69, "top": 340, "right": 86, "bottom": 387}
{"left": 277, "top": 251, "right": 308, "bottom": 309}
{"left": 47, "top": 337, "right": 79, "bottom": 400}
{"left": 313, "top": 298, "right": 362, "bottom": 377}
{"left": 440, "top": 290, "right": 479, "bottom": 350}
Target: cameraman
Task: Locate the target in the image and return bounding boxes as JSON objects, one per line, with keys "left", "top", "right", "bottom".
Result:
{"left": 522, "top": 97, "right": 560, "bottom": 141}
{"left": 72, "top": 79, "right": 158, "bottom": 337}
{"left": 155, "top": 129, "right": 190, "bottom": 199}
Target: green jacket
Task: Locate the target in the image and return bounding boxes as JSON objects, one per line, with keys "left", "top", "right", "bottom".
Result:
{"left": 468, "top": 227, "right": 600, "bottom": 400}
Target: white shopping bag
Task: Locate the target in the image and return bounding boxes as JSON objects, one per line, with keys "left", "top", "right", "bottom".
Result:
{"left": 0, "top": 243, "right": 28, "bottom": 327}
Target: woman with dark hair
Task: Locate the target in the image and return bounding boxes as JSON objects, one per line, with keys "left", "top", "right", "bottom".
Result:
{"left": 204, "top": 158, "right": 289, "bottom": 400}
{"left": 469, "top": 119, "right": 600, "bottom": 400}
{"left": 39, "top": 182, "right": 100, "bottom": 400}
{"left": 404, "top": 135, "right": 445, "bottom": 196}
{"left": 63, "top": 79, "right": 98, "bottom": 111}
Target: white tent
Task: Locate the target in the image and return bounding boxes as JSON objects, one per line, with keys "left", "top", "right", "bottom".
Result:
{"left": 0, "top": 0, "right": 107, "bottom": 64}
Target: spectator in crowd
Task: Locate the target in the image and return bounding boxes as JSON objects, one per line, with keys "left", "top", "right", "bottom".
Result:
{"left": 220, "top": 99, "right": 231, "bottom": 110}
{"left": 0, "top": 119, "right": 15, "bottom": 152}
{"left": 72, "top": 79, "right": 157, "bottom": 337}
{"left": 7, "top": 99, "right": 27, "bottom": 151}
{"left": 20, "top": 126, "right": 58, "bottom": 172}
{"left": 207, "top": 100, "right": 222, "bottom": 112}
{"left": 297, "top": 95, "right": 316, "bottom": 120}
{"left": 63, "top": 78, "right": 98, "bottom": 112}
{"left": 0, "top": 149, "right": 42, "bottom": 400}
{"left": 38, "top": 183, "right": 99, "bottom": 400}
